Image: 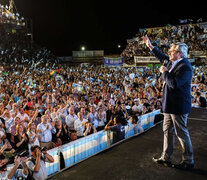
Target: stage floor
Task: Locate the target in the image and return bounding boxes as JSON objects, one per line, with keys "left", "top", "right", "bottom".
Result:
{"left": 49, "top": 108, "right": 207, "bottom": 180}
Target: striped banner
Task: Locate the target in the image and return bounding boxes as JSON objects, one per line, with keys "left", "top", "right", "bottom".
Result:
{"left": 45, "top": 110, "right": 160, "bottom": 176}
{"left": 125, "top": 109, "right": 160, "bottom": 138}
{"left": 46, "top": 147, "right": 59, "bottom": 175}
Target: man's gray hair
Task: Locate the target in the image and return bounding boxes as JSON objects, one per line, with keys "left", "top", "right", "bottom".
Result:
{"left": 173, "top": 42, "right": 188, "bottom": 58}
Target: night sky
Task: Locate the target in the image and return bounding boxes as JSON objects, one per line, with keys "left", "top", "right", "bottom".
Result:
{"left": 1, "top": 0, "right": 207, "bottom": 56}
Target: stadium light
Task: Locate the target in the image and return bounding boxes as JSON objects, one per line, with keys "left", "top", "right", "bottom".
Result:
{"left": 81, "top": 46, "right": 85, "bottom": 51}
{"left": 118, "top": 45, "right": 121, "bottom": 48}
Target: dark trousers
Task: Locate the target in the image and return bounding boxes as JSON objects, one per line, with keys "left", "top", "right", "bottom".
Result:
{"left": 161, "top": 113, "right": 194, "bottom": 164}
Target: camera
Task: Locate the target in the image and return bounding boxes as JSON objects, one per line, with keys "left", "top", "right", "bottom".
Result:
{"left": 41, "top": 147, "right": 47, "bottom": 152}
{"left": 17, "top": 150, "right": 29, "bottom": 157}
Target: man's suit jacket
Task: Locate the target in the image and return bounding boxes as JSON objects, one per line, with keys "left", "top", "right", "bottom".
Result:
{"left": 152, "top": 47, "right": 193, "bottom": 115}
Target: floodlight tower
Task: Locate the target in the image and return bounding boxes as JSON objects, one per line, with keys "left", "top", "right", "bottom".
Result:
{"left": 9, "top": 0, "right": 18, "bottom": 14}
{"left": 9, "top": 0, "right": 34, "bottom": 45}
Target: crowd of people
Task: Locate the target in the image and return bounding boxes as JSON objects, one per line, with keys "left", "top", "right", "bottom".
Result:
{"left": 191, "top": 65, "right": 207, "bottom": 107}
{"left": 0, "top": 24, "right": 60, "bottom": 67}
{"left": 122, "top": 23, "right": 207, "bottom": 61}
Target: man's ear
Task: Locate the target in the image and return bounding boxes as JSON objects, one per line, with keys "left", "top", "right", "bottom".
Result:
{"left": 178, "top": 51, "right": 182, "bottom": 59}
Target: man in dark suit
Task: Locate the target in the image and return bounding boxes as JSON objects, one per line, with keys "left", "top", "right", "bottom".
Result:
{"left": 142, "top": 35, "right": 194, "bottom": 169}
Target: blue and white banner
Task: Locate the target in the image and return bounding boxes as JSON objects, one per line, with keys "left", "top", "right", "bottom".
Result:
{"left": 104, "top": 57, "right": 124, "bottom": 66}
{"left": 125, "top": 109, "right": 160, "bottom": 138}
{"left": 45, "top": 110, "right": 161, "bottom": 177}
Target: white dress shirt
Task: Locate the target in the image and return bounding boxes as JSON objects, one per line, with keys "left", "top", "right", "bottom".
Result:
{"left": 66, "top": 114, "right": 78, "bottom": 130}
{"left": 169, "top": 58, "right": 183, "bottom": 72}
{"left": 88, "top": 112, "right": 98, "bottom": 128}
{"left": 37, "top": 123, "right": 56, "bottom": 143}
{"left": 74, "top": 118, "right": 88, "bottom": 136}
{"left": 16, "top": 113, "right": 30, "bottom": 121}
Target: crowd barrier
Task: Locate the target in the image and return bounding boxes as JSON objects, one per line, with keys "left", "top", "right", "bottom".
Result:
{"left": 46, "top": 109, "right": 161, "bottom": 177}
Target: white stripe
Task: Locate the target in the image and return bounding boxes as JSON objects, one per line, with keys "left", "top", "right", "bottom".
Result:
{"left": 141, "top": 116, "right": 154, "bottom": 126}
{"left": 188, "top": 117, "right": 207, "bottom": 122}
{"left": 62, "top": 148, "right": 75, "bottom": 159}
{"left": 74, "top": 134, "right": 108, "bottom": 156}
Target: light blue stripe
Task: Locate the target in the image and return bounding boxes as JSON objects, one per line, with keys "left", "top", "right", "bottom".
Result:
{"left": 74, "top": 142, "right": 108, "bottom": 163}
{"left": 47, "top": 163, "right": 59, "bottom": 175}
{"left": 65, "top": 156, "right": 75, "bottom": 167}
{"left": 142, "top": 121, "right": 154, "bottom": 130}
{"left": 125, "top": 129, "right": 134, "bottom": 138}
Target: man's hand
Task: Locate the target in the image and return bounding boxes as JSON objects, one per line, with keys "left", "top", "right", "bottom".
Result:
{"left": 3, "top": 142, "right": 8, "bottom": 149}
{"left": 160, "top": 66, "right": 168, "bottom": 73}
{"left": 14, "top": 156, "right": 21, "bottom": 167}
{"left": 142, "top": 35, "right": 154, "bottom": 50}
{"left": 86, "top": 123, "right": 91, "bottom": 129}
{"left": 63, "top": 123, "right": 67, "bottom": 129}
{"left": 51, "top": 121, "right": 55, "bottom": 128}
{"left": 21, "top": 156, "right": 27, "bottom": 163}
{"left": 37, "top": 129, "right": 42, "bottom": 133}
{"left": 23, "top": 134, "right": 27, "bottom": 141}
{"left": 36, "top": 148, "right": 42, "bottom": 158}
{"left": 29, "top": 133, "right": 33, "bottom": 138}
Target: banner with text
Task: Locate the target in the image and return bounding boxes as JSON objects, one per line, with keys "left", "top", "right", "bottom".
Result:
{"left": 134, "top": 56, "right": 160, "bottom": 64}
{"left": 104, "top": 57, "right": 124, "bottom": 66}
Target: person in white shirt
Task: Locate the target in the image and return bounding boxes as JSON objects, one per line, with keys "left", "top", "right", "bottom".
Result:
{"left": 16, "top": 108, "right": 30, "bottom": 124}
{"left": 123, "top": 80, "right": 131, "bottom": 95}
{"left": 88, "top": 98, "right": 97, "bottom": 110}
{"left": 109, "top": 97, "right": 115, "bottom": 107}
{"left": 9, "top": 103, "right": 19, "bottom": 118}
{"left": 51, "top": 106, "right": 59, "bottom": 121}
{"left": 1, "top": 110, "right": 13, "bottom": 133}
{"left": 45, "top": 93, "right": 57, "bottom": 107}
{"left": 57, "top": 104, "right": 69, "bottom": 118}
{"left": 87, "top": 106, "right": 98, "bottom": 129}
{"left": 5, "top": 100, "right": 14, "bottom": 111}
{"left": 37, "top": 115, "right": 56, "bottom": 150}
{"left": 27, "top": 121, "right": 41, "bottom": 155}
{"left": 80, "top": 107, "right": 88, "bottom": 120}
{"left": 44, "top": 109, "right": 53, "bottom": 122}
{"left": 65, "top": 107, "right": 78, "bottom": 130}
{"left": 16, "top": 95, "right": 23, "bottom": 107}
{"left": 8, "top": 156, "right": 28, "bottom": 179}
{"left": 67, "top": 96, "right": 75, "bottom": 107}
{"left": 132, "top": 99, "right": 142, "bottom": 115}
{"left": 74, "top": 112, "right": 88, "bottom": 138}
{"left": 97, "top": 107, "right": 106, "bottom": 131}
